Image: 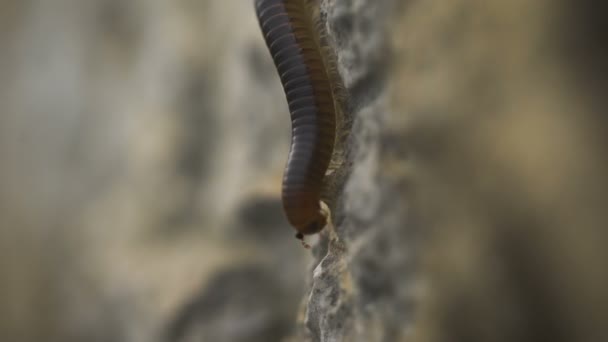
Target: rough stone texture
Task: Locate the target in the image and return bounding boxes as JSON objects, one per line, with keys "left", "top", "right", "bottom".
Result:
{"left": 296, "top": 1, "right": 415, "bottom": 342}
{"left": 2, "top": 1, "right": 608, "bottom": 342}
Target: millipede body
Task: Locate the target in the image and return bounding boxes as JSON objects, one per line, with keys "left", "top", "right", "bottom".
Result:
{"left": 254, "top": 0, "right": 337, "bottom": 241}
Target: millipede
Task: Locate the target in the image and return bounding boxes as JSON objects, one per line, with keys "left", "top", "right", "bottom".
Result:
{"left": 254, "top": 0, "right": 341, "bottom": 247}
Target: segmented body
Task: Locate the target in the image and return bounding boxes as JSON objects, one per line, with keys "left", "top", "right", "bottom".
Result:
{"left": 254, "top": 0, "right": 337, "bottom": 238}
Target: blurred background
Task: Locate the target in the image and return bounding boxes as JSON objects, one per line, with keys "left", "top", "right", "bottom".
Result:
{"left": 2, "top": 1, "right": 608, "bottom": 342}
{"left": 1, "top": 1, "right": 311, "bottom": 341}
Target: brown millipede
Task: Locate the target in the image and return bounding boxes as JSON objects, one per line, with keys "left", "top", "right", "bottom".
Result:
{"left": 254, "top": 0, "right": 339, "bottom": 247}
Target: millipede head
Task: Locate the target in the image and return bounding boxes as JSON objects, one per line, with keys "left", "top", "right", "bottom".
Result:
{"left": 294, "top": 202, "right": 330, "bottom": 248}
{"left": 295, "top": 232, "right": 311, "bottom": 249}
{"left": 298, "top": 212, "right": 327, "bottom": 235}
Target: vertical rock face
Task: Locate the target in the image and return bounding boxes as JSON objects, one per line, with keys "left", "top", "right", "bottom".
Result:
{"left": 1, "top": 1, "right": 607, "bottom": 342}
{"left": 297, "top": 1, "right": 415, "bottom": 341}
